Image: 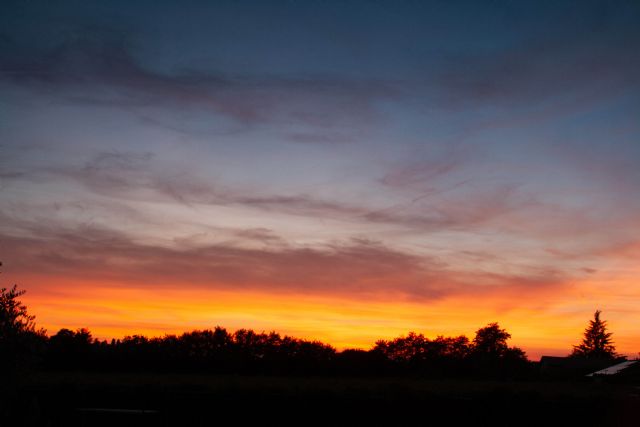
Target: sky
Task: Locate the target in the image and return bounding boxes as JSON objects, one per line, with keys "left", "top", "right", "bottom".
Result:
{"left": 1, "top": 0, "right": 639, "bottom": 359}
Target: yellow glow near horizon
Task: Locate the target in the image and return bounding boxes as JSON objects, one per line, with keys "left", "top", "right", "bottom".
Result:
{"left": 16, "top": 270, "right": 640, "bottom": 361}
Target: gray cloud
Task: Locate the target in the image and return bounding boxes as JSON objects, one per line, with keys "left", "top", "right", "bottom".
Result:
{"left": 434, "top": 27, "right": 640, "bottom": 111}
{"left": 0, "top": 29, "right": 396, "bottom": 131}
{"left": 24, "top": 147, "right": 629, "bottom": 248}
{"left": 52, "top": 150, "right": 539, "bottom": 233}
{"left": 0, "top": 222, "right": 569, "bottom": 301}
{"left": 287, "top": 132, "right": 355, "bottom": 145}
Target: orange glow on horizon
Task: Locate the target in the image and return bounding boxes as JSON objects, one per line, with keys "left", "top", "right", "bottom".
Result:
{"left": 15, "top": 270, "right": 640, "bottom": 361}
{"left": 3, "top": 0, "right": 640, "bottom": 371}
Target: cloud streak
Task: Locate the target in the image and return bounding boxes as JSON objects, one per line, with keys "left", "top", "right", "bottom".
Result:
{"left": 1, "top": 222, "right": 571, "bottom": 303}
{"left": 0, "top": 29, "right": 397, "bottom": 131}
{"left": 433, "top": 23, "right": 640, "bottom": 111}
{"left": 52, "top": 150, "right": 540, "bottom": 234}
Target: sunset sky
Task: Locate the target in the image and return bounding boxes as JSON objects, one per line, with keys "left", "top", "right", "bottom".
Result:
{"left": 1, "top": 0, "right": 639, "bottom": 360}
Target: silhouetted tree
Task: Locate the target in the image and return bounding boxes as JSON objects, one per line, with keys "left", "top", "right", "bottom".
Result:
{"left": 428, "top": 335, "right": 471, "bottom": 360}
{"left": 0, "top": 266, "right": 531, "bottom": 378}
{"left": 570, "top": 310, "right": 618, "bottom": 360}
{"left": 472, "top": 323, "right": 512, "bottom": 356}
{"left": 373, "top": 332, "right": 429, "bottom": 363}
{"left": 176, "top": 328, "right": 234, "bottom": 371}
{"left": 372, "top": 332, "right": 475, "bottom": 376}
{"left": 0, "top": 263, "right": 47, "bottom": 373}
{"left": 47, "top": 328, "right": 94, "bottom": 369}
{"left": 0, "top": 285, "right": 38, "bottom": 338}
{"left": 470, "top": 323, "right": 529, "bottom": 377}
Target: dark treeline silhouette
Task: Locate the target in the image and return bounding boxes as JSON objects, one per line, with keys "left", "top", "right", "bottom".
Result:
{"left": 3, "top": 283, "right": 636, "bottom": 427}
{"left": 1, "top": 281, "right": 534, "bottom": 377}
{"left": 371, "top": 324, "right": 530, "bottom": 377}
{"left": 34, "top": 324, "right": 532, "bottom": 378}
{"left": 2, "top": 279, "right": 625, "bottom": 380}
{"left": 0, "top": 274, "right": 538, "bottom": 378}
{"left": 46, "top": 327, "right": 336, "bottom": 375}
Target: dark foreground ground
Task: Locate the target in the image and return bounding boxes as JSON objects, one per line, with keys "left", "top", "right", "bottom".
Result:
{"left": 2, "top": 372, "right": 639, "bottom": 426}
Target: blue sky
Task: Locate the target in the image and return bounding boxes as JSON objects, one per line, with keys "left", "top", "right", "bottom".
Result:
{"left": 1, "top": 0, "right": 639, "bottom": 355}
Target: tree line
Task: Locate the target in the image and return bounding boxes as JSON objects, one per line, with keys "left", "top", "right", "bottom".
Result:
{"left": 39, "top": 321, "right": 533, "bottom": 377}
{"left": 1, "top": 280, "right": 622, "bottom": 379}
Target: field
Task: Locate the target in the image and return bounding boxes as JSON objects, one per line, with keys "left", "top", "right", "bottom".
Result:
{"left": 3, "top": 372, "right": 638, "bottom": 426}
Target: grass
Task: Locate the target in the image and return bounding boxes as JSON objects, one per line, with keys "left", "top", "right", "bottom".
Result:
{"left": 4, "top": 371, "right": 639, "bottom": 426}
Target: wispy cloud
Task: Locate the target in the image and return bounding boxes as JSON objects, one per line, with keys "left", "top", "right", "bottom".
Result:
{"left": 52, "top": 150, "right": 538, "bottom": 233}
{"left": 434, "top": 29, "right": 640, "bottom": 110}
{"left": 0, "top": 222, "right": 571, "bottom": 302}
{"left": 0, "top": 29, "right": 397, "bottom": 132}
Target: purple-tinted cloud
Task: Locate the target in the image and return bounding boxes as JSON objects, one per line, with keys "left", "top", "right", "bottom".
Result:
{"left": 0, "top": 222, "right": 571, "bottom": 302}
{"left": 50, "top": 151, "right": 540, "bottom": 233}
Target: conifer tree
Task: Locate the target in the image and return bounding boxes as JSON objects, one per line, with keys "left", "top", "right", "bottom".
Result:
{"left": 570, "top": 310, "right": 618, "bottom": 359}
